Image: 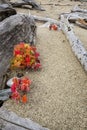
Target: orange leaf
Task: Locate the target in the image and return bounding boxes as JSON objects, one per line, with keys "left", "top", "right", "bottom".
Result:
{"left": 22, "top": 94, "right": 28, "bottom": 103}
{"left": 12, "top": 77, "right": 19, "bottom": 86}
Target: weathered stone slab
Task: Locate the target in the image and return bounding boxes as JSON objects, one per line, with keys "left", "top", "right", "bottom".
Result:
{"left": 60, "top": 15, "right": 87, "bottom": 71}
{"left": 0, "top": 107, "right": 50, "bottom": 130}
{"left": 0, "top": 0, "right": 16, "bottom": 21}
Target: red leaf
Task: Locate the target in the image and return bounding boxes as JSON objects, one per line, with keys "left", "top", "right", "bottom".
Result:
{"left": 11, "top": 83, "right": 16, "bottom": 92}
{"left": 49, "top": 24, "right": 58, "bottom": 31}
{"left": 25, "top": 56, "right": 30, "bottom": 63}
{"left": 14, "top": 50, "right": 21, "bottom": 56}
{"left": 21, "top": 77, "right": 31, "bottom": 86}
{"left": 11, "top": 91, "right": 21, "bottom": 101}
{"left": 31, "top": 46, "right": 36, "bottom": 52}
{"left": 34, "top": 63, "right": 41, "bottom": 70}
{"left": 35, "top": 52, "right": 40, "bottom": 58}
{"left": 20, "top": 84, "right": 30, "bottom": 92}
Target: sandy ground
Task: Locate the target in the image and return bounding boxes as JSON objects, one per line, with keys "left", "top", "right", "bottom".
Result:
{"left": 4, "top": 0, "right": 87, "bottom": 130}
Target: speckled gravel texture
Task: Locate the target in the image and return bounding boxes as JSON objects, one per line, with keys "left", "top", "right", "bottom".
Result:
{"left": 4, "top": 0, "right": 87, "bottom": 130}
